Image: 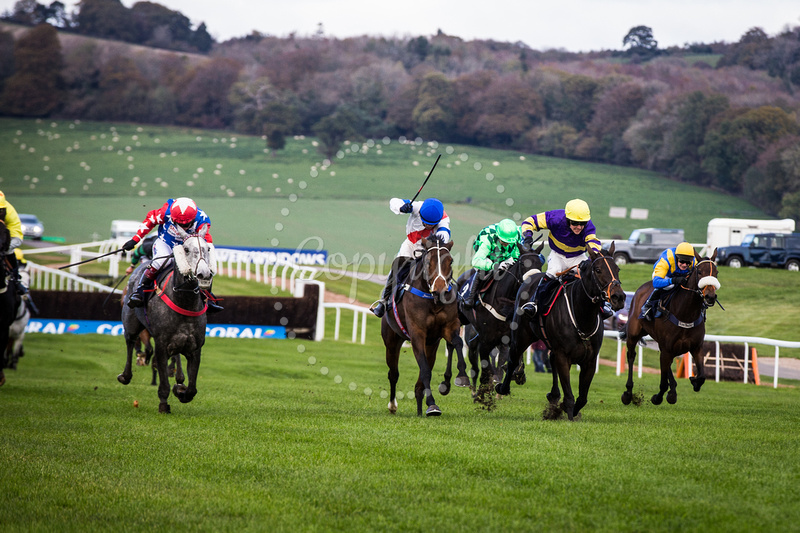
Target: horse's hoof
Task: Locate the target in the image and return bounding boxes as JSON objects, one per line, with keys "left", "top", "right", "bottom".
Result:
{"left": 438, "top": 382, "right": 451, "bottom": 396}
{"left": 387, "top": 400, "right": 397, "bottom": 414}
{"left": 117, "top": 374, "right": 131, "bottom": 385}
{"left": 651, "top": 394, "right": 663, "bottom": 405}
{"left": 621, "top": 391, "right": 632, "bottom": 405}
{"left": 690, "top": 376, "right": 706, "bottom": 392}
{"left": 667, "top": 392, "right": 677, "bottom": 404}
{"left": 159, "top": 403, "right": 171, "bottom": 414}
{"left": 426, "top": 405, "right": 442, "bottom": 416}
{"left": 455, "top": 376, "right": 470, "bottom": 388}
{"left": 514, "top": 372, "right": 527, "bottom": 386}
{"left": 546, "top": 392, "right": 560, "bottom": 404}
{"left": 495, "top": 383, "right": 510, "bottom": 396}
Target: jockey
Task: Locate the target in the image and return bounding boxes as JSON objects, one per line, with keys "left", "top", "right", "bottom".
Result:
{"left": 0, "top": 191, "right": 27, "bottom": 294}
{"left": 462, "top": 218, "right": 520, "bottom": 309}
{"left": 371, "top": 197, "right": 451, "bottom": 318}
{"left": 640, "top": 241, "right": 697, "bottom": 321}
{"left": 518, "top": 198, "right": 612, "bottom": 319}
{"left": 123, "top": 197, "right": 222, "bottom": 312}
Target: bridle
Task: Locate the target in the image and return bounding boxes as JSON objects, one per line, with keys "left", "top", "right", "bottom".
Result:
{"left": 422, "top": 243, "right": 453, "bottom": 295}
{"left": 682, "top": 259, "right": 722, "bottom": 308}
{"left": 172, "top": 235, "right": 212, "bottom": 294}
{"left": 580, "top": 253, "right": 621, "bottom": 305}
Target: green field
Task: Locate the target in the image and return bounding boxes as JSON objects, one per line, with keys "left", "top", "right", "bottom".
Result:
{"left": 1, "top": 117, "right": 767, "bottom": 262}
{"left": 3, "top": 117, "right": 799, "bottom": 531}
{"left": 2, "top": 331, "right": 799, "bottom": 532}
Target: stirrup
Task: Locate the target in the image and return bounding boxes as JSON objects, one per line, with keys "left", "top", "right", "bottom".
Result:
{"left": 521, "top": 301, "right": 537, "bottom": 316}
{"left": 370, "top": 301, "right": 386, "bottom": 318}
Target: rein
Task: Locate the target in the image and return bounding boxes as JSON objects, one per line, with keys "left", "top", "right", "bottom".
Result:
{"left": 157, "top": 271, "right": 207, "bottom": 317}
{"left": 661, "top": 259, "right": 722, "bottom": 327}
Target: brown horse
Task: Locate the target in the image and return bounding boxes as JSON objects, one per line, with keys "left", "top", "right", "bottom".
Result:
{"left": 496, "top": 245, "right": 626, "bottom": 420}
{"left": 383, "top": 236, "right": 464, "bottom": 416}
{"left": 621, "top": 251, "right": 721, "bottom": 406}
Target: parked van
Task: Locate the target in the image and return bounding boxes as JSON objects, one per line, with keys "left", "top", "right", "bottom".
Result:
{"left": 706, "top": 218, "right": 795, "bottom": 252}
{"left": 110, "top": 220, "right": 142, "bottom": 240}
{"left": 716, "top": 233, "right": 800, "bottom": 271}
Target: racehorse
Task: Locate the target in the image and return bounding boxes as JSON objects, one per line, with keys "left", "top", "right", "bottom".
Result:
{"left": 0, "top": 220, "right": 17, "bottom": 386}
{"left": 621, "top": 250, "right": 721, "bottom": 406}
{"left": 118, "top": 226, "right": 216, "bottom": 413}
{"left": 5, "top": 292, "right": 30, "bottom": 370}
{"left": 383, "top": 235, "right": 465, "bottom": 416}
{"left": 447, "top": 243, "right": 544, "bottom": 400}
{"left": 496, "top": 245, "right": 626, "bottom": 420}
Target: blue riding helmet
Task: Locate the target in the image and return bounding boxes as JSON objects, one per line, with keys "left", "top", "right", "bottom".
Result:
{"left": 419, "top": 198, "right": 444, "bottom": 225}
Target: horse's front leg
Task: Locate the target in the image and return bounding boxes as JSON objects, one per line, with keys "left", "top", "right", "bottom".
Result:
{"left": 621, "top": 338, "right": 639, "bottom": 405}
{"left": 496, "top": 315, "right": 534, "bottom": 396}
{"left": 573, "top": 356, "right": 598, "bottom": 417}
{"left": 382, "top": 319, "right": 402, "bottom": 414}
{"left": 688, "top": 348, "right": 706, "bottom": 393}
{"left": 173, "top": 355, "right": 185, "bottom": 384}
{"left": 153, "top": 343, "right": 172, "bottom": 414}
{"left": 550, "top": 351, "right": 577, "bottom": 420}
{"left": 118, "top": 332, "right": 138, "bottom": 385}
{"left": 547, "top": 359, "right": 561, "bottom": 405}
{"left": 651, "top": 352, "right": 673, "bottom": 405}
{"left": 419, "top": 339, "right": 442, "bottom": 416}
{"left": 173, "top": 351, "right": 199, "bottom": 403}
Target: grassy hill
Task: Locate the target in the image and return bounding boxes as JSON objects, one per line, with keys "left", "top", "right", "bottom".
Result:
{"left": 1, "top": 117, "right": 766, "bottom": 262}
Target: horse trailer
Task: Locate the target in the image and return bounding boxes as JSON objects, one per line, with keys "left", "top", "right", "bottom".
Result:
{"left": 705, "top": 218, "right": 795, "bottom": 252}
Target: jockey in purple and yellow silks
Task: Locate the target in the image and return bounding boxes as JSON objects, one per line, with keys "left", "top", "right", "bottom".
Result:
{"left": 521, "top": 199, "right": 601, "bottom": 278}
{"left": 123, "top": 197, "right": 221, "bottom": 312}
{"left": 370, "top": 197, "right": 451, "bottom": 318}
{"left": 519, "top": 199, "right": 611, "bottom": 318}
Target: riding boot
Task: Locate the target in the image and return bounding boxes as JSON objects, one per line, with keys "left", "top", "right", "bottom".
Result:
{"left": 13, "top": 267, "right": 28, "bottom": 295}
{"left": 129, "top": 268, "right": 157, "bottom": 308}
{"left": 639, "top": 289, "right": 661, "bottom": 321}
{"left": 462, "top": 271, "right": 484, "bottom": 309}
{"left": 601, "top": 301, "right": 614, "bottom": 320}
{"left": 203, "top": 290, "right": 224, "bottom": 313}
{"left": 371, "top": 272, "right": 394, "bottom": 318}
{"left": 521, "top": 276, "right": 548, "bottom": 317}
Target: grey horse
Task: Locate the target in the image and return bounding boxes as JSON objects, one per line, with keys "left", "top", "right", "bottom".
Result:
{"left": 118, "top": 225, "right": 216, "bottom": 413}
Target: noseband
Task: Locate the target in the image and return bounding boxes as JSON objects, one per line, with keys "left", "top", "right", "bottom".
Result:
{"left": 424, "top": 244, "right": 453, "bottom": 294}
{"left": 685, "top": 259, "right": 721, "bottom": 306}
{"left": 582, "top": 254, "right": 621, "bottom": 304}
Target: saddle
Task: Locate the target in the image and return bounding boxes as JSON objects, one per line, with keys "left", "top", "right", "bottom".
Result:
{"left": 534, "top": 271, "right": 578, "bottom": 316}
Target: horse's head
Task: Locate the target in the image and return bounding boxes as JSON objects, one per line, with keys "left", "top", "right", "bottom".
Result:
{"left": 586, "top": 242, "right": 626, "bottom": 311}
{"left": 172, "top": 226, "right": 216, "bottom": 290}
{"left": 690, "top": 249, "right": 720, "bottom": 308}
{"left": 421, "top": 236, "right": 454, "bottom": 302}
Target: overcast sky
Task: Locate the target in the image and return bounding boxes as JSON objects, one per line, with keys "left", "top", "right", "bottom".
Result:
{"left": 2, "top": 0, "right": 799, "bottom": 52}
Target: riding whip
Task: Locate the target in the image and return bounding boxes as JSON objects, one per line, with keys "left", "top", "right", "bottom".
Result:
{"left": 410, "top": 154, "right": 442, "bottom": 203}
{"left": 58, "top": 247, "right": 127, "bottom": 270}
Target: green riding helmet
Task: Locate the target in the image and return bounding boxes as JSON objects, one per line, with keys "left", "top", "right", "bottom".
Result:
{"left": 497, "top": 219, "right": 520, "bottom": 244}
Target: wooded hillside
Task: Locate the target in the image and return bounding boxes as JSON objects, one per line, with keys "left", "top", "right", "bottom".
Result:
{"left": 1, "top": 2, "right": 799, "bottom": 222}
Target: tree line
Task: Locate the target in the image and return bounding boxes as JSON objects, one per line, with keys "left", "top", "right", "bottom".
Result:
{"left": 0, "top": 5, "right": 799, "bottom": 221}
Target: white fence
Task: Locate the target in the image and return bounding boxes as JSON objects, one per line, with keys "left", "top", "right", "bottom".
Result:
{"left": 603, "top": 330, "right": 800, "bottom": 388}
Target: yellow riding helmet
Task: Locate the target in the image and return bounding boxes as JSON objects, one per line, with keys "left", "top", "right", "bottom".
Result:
{"left": 0, "top": 191, "right": 6, "bottom": 208}
{"left": 676, "top": 242, "right": 695, "bottom": 260}
{"left": 564, "top": 199, "right": 591, "bottom": 222}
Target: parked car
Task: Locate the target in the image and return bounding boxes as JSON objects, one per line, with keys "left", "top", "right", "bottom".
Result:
{"left": 610, "top": 228, "right": 685, "bottom": 265}
{"left": 604, "top": 291, "right": 635, "bottom": 332}
{"left": 19, "top": 213, "right": 44, "bottom": 240}
{"left": 716, "top": 232, "right": 800, "bottom": 271}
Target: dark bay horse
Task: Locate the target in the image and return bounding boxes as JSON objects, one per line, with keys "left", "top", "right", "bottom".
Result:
{"left": 119, "top": 227, "right": 216, "bottom": 413}
{"left": 0, "top": 221, "right": 17, "bottom": 387}
{"left": 448, "top": 243, "right": 544, "bottom": 399}
{"left": 497, "top": 245, "right": 626, "bottom": 420}
{"left": 621, "top": 251, "right": 721, "bottom": 406}
{"left": 383, "top": 236, "right": 465, "bottom": 416}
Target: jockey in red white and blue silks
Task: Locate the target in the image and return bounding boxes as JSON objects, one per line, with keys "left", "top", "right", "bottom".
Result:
{"left": 123, "top": 197, "right": 214, "bottom": 308}
{"left": 370, "top": 197, "right": 451, "bottom": 318}
{"left": 521, "top": 199, "right": 601, "bottom": 278}
{"left": 128, "top": 198, "right": 213, "bottom": 272}
{"left": 389, "top": 197, "right": 451, "bottom": 259}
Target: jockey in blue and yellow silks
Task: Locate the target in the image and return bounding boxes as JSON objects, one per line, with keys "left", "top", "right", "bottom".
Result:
{"left": 519, "top": 199, "right": 611, "bottom": 318}
{"left": 640, "top": 242, "right": 697, "bottom": 321}
{"left": 0, "top": 191, "right": 27, "bottom": 294}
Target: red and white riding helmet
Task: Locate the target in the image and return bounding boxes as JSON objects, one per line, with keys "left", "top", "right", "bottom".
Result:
{"left": 171, "top": 197, "right": 197, "bottom": 225}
